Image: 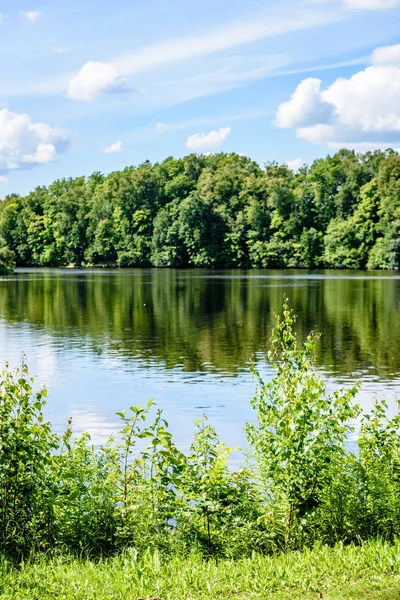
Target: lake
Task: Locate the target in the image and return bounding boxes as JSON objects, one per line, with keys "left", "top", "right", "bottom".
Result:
{"left": 0, "top": 268, "right": 399, "bottom": 453}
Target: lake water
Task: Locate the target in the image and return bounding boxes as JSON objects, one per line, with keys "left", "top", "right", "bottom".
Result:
{"left": 0, "top": 268, "right": 399, "bottom": 453}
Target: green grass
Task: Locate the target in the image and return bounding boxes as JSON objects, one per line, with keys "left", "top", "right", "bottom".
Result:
{"left": 1, "top": 540, "right": 400, "bottom": 600}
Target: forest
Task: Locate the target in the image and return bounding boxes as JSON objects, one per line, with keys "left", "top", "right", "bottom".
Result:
{"left": 0, "top": 148, "right": 400, "bottom": 270}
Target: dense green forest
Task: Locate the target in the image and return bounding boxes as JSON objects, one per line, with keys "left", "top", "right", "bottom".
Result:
{"left": 1, "top": 148, "right": 400, "bottom": 270}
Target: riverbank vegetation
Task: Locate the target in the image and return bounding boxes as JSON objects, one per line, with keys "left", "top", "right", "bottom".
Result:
{"left": 0, "top": 149, "right": 400, "bottom": 269}
{"left": 1, "top": 301, "right": 400, "bottom": 568}
{"left": 0, "top": 237, "right": 15, "bottom": 274}
{"left": 2, "top": 540, "right": 400, "bottom": 599}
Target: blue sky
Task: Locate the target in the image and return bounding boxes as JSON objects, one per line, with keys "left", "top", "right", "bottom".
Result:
{"left": 0, "top": 0, "right": 400, "bottom": 195}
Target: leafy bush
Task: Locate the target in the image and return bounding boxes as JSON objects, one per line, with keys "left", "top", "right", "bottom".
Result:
{"left": 2, "top": 301, "right": 400, "bottom": 562}
{"left": 0, "top": 363, "right": 58, "bottom": 559}
{"left": 246, "top": 300, "right": 361, "bottom": 550}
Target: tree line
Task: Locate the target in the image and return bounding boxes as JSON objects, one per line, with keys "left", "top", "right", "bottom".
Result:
{"left": 1, "top": 148, "right": 400, "bottom": 269}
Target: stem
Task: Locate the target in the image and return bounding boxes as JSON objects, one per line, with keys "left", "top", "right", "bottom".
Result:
{"left": 206, "top": 505, "right": 211, "bottom": 553}
{"left": 285, "top": 502, "right": 294, "bottom": 552}
{"left": 123, "top": 415, "right": 139, "bottom": 519}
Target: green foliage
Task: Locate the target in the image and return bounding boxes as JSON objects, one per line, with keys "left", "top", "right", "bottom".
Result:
{"left": 246, "top": 300, "right": 361, "bottom": 549}
{"left": 0, "top": 237, "right": 15, "bottom": 274}
{"left": 53, "top": 432, "right": 120, "bottom": 555}
{"left": 0, "top": 362, "right": 58, "bottom": 559}
{"left": 296, "top": 227, "right": 324, "bottom": 268}
{"left": 3, "top": 301, "right": 400, "bottom": 562}
{"left": 1, "top": 149, "right": 400, "bottom": 269}
{"left": 368, "top": 231, "right": 400, "bottom": 270}
{"left": 358, "top": 399, "right": 400, "bottom": 539}
{"left": 324, "top": 180, "right": 381, "bottom": 269}
{"left": 2, "top": 539, "right": 400, "bottom": 599}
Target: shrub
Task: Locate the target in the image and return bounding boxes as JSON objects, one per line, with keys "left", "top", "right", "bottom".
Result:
{"left": 1, "top": 301, "right": 400, "bottom": 561}
{"left": 0, "top": 362, "right": 58, "bottom": 559}
{"left": 246, "top": 300, "right": 361, "bottom": 550}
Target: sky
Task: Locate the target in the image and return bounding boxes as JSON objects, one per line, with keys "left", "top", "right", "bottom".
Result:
{"left": 0, "top": 0, "right": 400, "bottom": 196}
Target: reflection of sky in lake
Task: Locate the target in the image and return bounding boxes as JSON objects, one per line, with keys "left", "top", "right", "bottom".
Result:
{"left": 1, "top": 269, "right": 400, "bottom": 462}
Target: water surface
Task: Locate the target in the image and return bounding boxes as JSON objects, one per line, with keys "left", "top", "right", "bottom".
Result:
{"left": 0, "top": 269, "right": 399, "bottom": 451}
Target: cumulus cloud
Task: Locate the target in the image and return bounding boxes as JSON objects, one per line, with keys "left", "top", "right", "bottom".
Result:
{"left": 0, "top": 109, "right": 69, "bottom": 172}
{"left": 185, "top": 127, "right": 231, "bottom": 150}
{"left": 20, "top": 11, "right": 41, "bottom": 22}
{"left": 275, "top": 43, "right": 400, "bottom": 147}
{"left": 103, "top": 140, "right": 123, "bottom": 153}
{"left": 67, "top": 61, "right": 127, "bottom": 102}
{"left": 275, "top": 78, "right": 334, "bottom": 128}
{"left": 372, "top": 44, "right": 400, "bottom": 65}
{"left": 286, "top": 158, "right": 305, "bottom": 171}
{"left": 0, "top": 176, "right": 8, "bottom": 184}
{"left": 344, "top": 0, "right": 400, "bottom": 8}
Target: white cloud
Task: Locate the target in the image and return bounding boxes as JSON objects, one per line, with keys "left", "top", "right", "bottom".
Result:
{"left": 67, "top": 61, "right": 127, "bottom": 101}
{"left": 103, "top": 140, "right": 123, "bottom": 153}
{"left": 0, "top": 176, "right": 8, "bottom": 184}
{"left": 20, "top": 11, "right": 41, "bottom": 22}
{"left": 309, "top": 0, "right": 400, "bottom": 11}
{"left": 5, "top": 55, "right": 357, "bottom": 109}
{"left": 0, "top": 109, "right": 69, "bottom": 172}
{"left": 185, "top": 127, "right": 231, "bottom": 150}
{"left": 152, "top": 110, "right": 272, "bottom": 136}
{"left": 372, "top": 44, "right": 400, "bottom": 65}
{"left": 286, "top": 158, "right": 305, "bottom": 171}
{"left": 275, "top": 78, "right": 334, "bottom": 128}
{"left": 115, "top": 11, "right": 336, "bottom": 76}
{"left": 275, "top": 43, "right": 400, "bottom": 147}
{"left": 344, "top": 0, "right": 400, "bottom": 8}
{"left": 0, "top": 13, "right": 7, "bottom": 22}
{"left": 67, "top": 9, "right": 338, "bottom": 103}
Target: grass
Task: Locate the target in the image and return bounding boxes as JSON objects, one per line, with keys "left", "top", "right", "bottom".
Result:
{"left": 1, "top": 540, "right": 400, "bottom": 600}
